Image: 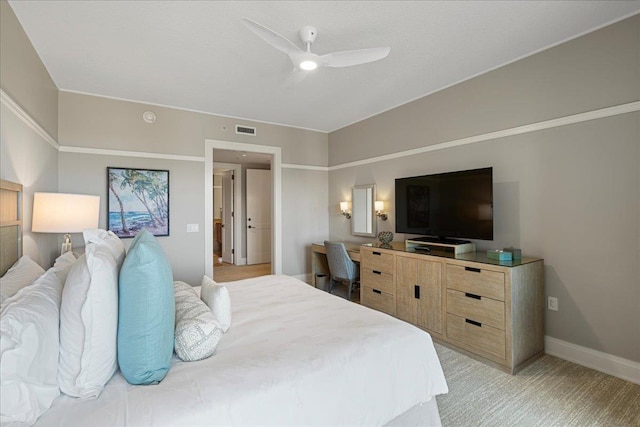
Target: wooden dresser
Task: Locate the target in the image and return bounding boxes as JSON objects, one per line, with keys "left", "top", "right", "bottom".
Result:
{"left": 359, "top": 243, "right": 544, "bottom": 374}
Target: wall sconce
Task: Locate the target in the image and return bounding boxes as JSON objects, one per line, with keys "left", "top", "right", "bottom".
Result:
{"left": 340, "top": 201, "right": 351, "bottom": 219}
{"left": 375, "top": 201, "right": 388, "bottom": 221}
{"left": 32, "top": 192, "right": 100, "bottom": 255}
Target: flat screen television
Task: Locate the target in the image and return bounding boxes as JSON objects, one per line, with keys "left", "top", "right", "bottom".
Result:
{"left": 395, "top": 167, "right": 493, "bottom": 242}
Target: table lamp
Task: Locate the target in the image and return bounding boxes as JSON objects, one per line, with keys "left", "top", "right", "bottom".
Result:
{"left": 32, "top": 192, "right": 100, "bottom": 255}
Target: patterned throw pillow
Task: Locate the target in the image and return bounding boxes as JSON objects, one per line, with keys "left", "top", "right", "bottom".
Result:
{"left": 174, "top": 281, "right": 224, "bottom": 362}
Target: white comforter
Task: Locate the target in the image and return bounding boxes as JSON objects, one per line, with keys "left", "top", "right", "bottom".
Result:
{"left": 36, "top": 275, "right": 448, "bottom": 426}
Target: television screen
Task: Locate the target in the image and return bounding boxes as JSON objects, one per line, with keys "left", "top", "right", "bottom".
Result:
{"left": 395, "top": 167, "right": 493, "bottom": 241}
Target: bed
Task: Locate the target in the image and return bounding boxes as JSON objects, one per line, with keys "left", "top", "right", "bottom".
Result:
{"left": 0, "top": 180, "right": 448, "bottom": 426}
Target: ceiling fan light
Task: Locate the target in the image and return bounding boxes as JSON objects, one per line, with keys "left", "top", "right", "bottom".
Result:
{"left": 299, "top": 60, "right": 318, "bottom": 71}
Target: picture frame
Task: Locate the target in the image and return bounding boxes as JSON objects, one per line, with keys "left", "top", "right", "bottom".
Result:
{"left": 107, "top": 167, "right": 170, "bottom": 238}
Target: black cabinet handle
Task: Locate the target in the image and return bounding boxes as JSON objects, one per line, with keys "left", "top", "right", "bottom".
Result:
{"left": 372, "top": 251, "right": 381, "bottom": 256}
{"left": 465, "top": 292, "right": 481, "bottom": 300}
{"left": 372, "top": 289, "right": 382, "bottom": 294}
{"left": 414, "top": 285, "right": 420, "bottom": 299}
{"left": 372, "top": 270, "right": 382, "bottom": 275}
{"left": 465, "top": 319, "right": 482, "bottom": 327}
{"left": 465, "top": 267, "right": 481, "bottom": 273}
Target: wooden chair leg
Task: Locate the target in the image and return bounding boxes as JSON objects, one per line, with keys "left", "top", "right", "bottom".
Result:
{"left": 347, "top": 280, "right": 353, "bottom": 301}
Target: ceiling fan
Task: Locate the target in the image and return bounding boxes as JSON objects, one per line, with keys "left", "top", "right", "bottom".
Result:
{"left": 242, "top": 18, "right": 390, "bottom": 84}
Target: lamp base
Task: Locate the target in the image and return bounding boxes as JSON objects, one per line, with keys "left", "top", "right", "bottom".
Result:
{"left": 61, "top": 233, "right": 73, "bottom": 255}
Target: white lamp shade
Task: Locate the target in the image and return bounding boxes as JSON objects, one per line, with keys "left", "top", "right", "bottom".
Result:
{"left": 340, "top": 201, "right": 349, "bottom": 212}
{"left": 32, "top": 192, "right": 100, "bottom": 233}
{"left": 375, "top": 201, "right": 384, "bottom": 211}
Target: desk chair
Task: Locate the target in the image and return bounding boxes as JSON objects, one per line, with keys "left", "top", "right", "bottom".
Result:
{"left": 324, "top": 241, "right": 360, "bottom": 301}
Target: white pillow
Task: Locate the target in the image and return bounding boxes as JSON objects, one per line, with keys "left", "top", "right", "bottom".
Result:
{"left": 0, "top": 255, "right": 45, "bottom": 304}
{"left": 200, "top": 275, "right": 232, "bottom": 332}
{"left": 174, "top": 281, "right": 223, "bottom": 362}
{"left": 0, "top": 268, "right": 63, "bottom": 425}
{"left": 52, "top": 251, "right": 77, "bottom": 283}
{"left": 58, "top": 243, "right": 119, "bottom": 398}
{"left": 83, "top": 229, "right": 125, "bottom": 267}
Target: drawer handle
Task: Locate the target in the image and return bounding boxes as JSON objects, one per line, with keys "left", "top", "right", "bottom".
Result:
{"left": 465, "top": 292, "right": 481, "bottom": 300}
{"left": 465, "top": 319, "right": 482, "bottom": 327}
{"left": 414, "top": 285, "right": 420, "bottom": 299}
{"left": 372, "top": 270, "right": 382, "bottom": 275}
{"left": 465, "top": 267, "right": 481, "bottom": 273}
{"left": 372, "top": 289, "right": 382, "bottom": 294}
{"left": 372, "top": 251, "right": 382, "bottom": 256}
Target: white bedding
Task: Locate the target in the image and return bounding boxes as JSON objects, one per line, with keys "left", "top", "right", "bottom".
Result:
{"left": 35, "top": 275, "right": 448, "bottom": 426}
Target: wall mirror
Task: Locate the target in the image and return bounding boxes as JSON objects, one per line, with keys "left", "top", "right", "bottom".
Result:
{"left": 352, "top": 184, "right": 376, "bottom": 237}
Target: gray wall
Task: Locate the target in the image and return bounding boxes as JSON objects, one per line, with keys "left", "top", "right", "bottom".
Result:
{"left": 57, "top": 91, "right": 329, "bottom": 284}
{"left": 0, "top": 0, "right": 58, "bottom": 139}
{"left": 0, "top": 0, "right": 60, "bottom": 267}
{"left": 328, "top": 16, "right": 640, "bottom": 362}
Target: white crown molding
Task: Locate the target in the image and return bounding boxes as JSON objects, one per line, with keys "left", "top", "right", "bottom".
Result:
{"left": 58, "top": 145, "right": 205, "bottom": 162}
{"left": 330, "top": 101, "right": 640, "bottom": 171}
{"left": 545, "top": 336, "right": 640, "bottom": 385}
{"left": 0, "top": 89, "right": 59, "bottom": 150}
{"left": 282, "top": 163, "right": 329, "bottom": 171}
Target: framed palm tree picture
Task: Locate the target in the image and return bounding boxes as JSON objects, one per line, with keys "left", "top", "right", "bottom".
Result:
{"left": 107, "top": 167, "right": 170, "bottom": 238}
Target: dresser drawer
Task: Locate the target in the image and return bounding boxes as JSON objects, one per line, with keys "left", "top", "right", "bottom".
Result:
{"left": 446, "top": 289, "right": 505, "bottom": 330}
{"left": 361, "top": 269, "right": 394, "bottom": 294}
{"left": 362, "top": 249, "right": 394, "bottom": 274}
{"left": 446, "top": 313, "right": 505, "bottom": 360}
{"left": 446, "top": 264, "right": 505, "bottom": 301}
{"left": 361, "top": 286, "right": 395, "bottom": 316}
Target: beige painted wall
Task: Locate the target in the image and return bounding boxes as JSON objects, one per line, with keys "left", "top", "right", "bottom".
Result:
{"left": 328, "top": 16, "right": 640, "bottom": 362}
{"left": 0, "top": 0, "right": 60, "bottom": 267}
{"left": 57, "top": 92, "right": 329, "bottom": 283}
{"left": 1, "top": 0, "right": 58, "bottom": 139}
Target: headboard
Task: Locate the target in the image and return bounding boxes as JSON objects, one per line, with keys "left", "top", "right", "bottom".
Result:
{"left": 0, "top": 179, "right": 23, "bottom": 276}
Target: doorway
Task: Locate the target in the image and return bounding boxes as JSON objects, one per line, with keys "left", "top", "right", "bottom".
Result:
{"left": 212, "top": 163, "right": 241, "bottom": 267}
{"left": 204, "top": 140, "right": 282, "bottom": 280}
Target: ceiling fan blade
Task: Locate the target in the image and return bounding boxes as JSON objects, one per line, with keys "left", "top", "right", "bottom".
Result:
{"left": 242, "top": 18, "right": 302, "bottom": 55}
{"left": 284, "top": 69, "right": 308, "bottom": 88}
{"left": 321, "top": 47, "right": 390, "bottom": 68}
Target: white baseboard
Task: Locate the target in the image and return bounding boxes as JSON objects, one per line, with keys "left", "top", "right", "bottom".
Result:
{"left": 545, "top": 336, "right": 640, "bottom": 385}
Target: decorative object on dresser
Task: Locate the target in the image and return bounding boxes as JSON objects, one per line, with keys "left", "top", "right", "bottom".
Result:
{"left": 107, "top": 167, "right": 169, "bottom": 238}
{"left": 31, "top": 192, "right": 100, "bottom": 255}
{"left": 360, "top": 242, "right": 544, "bottom": 374}
{"left": 377, "top": 231, "right": 394, "bottom": 244}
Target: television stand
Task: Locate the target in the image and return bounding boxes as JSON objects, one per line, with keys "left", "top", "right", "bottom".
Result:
{"left": 405, "top": 237, "right": 476, "bottom": 255}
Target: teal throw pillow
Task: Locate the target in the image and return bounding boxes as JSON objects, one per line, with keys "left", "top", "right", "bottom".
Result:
{"left": 117, "top": 229, "right": 175, "bottom": 385}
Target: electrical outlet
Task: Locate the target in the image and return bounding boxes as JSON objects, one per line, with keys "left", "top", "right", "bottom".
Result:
{"left": 186, "top": 224, "right": 199, "bottom": 233}
{"left": 548, "top": 296, "right": 558, "bottom": 311}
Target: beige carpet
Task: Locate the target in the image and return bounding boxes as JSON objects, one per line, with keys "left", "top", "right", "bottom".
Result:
{"left": 434, "top": 343, "right": 640, "bottom": 426}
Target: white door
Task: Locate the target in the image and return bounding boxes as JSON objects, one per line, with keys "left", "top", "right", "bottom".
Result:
{"left": 221, "top": 170, "right": 234, "bottom": 264}
{"left": 246, "top": 169, "right": 271, "bottom": 265}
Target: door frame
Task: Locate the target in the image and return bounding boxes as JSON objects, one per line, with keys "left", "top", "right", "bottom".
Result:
{"left": 213, "top": 162, "right": 242, "bottom": 265}
{"left": 204, "top": 139, "right": 282, "bottom": 278}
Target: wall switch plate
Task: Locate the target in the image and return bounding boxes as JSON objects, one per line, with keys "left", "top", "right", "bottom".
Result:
{"left": 187, "top": 224, "right": 199, "bottom": 233}
{"left": 548, "top": 296, "right": 558, "bottom": 311}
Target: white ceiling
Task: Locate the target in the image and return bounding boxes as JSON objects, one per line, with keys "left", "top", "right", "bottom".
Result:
{"left": 9, "top": 1, "right": 640, "bottom": 133}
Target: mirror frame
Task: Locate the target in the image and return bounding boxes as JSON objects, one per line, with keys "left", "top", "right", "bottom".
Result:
{"left": 351, "top": 184, "right": 377, "bottom": 237}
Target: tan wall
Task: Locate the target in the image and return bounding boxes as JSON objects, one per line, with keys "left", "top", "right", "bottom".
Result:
{"left": 0, "top": 0, "right": 58, "bottom": 139}
{"left": 0, "top": 0, "right": 60, "bottom": 266}
{"left": 328, "top": 16, "right": 640, "bottom": 362}
{"left": 57, "top": 92, "right": 329, "bottom": 283}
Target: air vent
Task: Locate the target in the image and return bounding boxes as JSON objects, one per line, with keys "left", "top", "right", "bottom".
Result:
{"left": 235, "top": 125, "right": 256, "bottom": 136}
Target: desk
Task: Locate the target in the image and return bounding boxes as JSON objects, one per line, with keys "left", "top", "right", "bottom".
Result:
{"left": 311, "top": 242, "right": 362, "bottom": 288}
